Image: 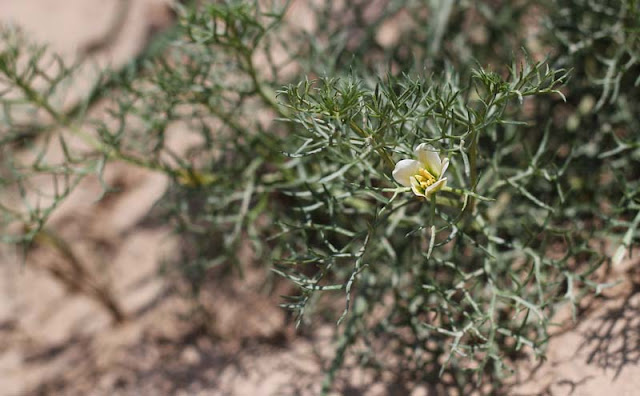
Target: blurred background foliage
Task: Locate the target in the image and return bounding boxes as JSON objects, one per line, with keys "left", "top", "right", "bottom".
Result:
{"left": 1, "top": 0, "right": 638, "bottom": 393}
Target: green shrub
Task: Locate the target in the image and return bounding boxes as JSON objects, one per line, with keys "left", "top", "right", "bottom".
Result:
{"left": 1, "top": 0, "right": 638, "bottom": 393}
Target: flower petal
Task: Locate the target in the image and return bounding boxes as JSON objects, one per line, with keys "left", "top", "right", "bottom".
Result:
{"left": 439, "top": 158, "right": 450, "bottom": 179}
{"left": 414, "top": 143, "right": 442, "bottom": 176}
{"left": 393, "top": 159, "right": 421, "bottom": 187}
{"left": 409, "top": 176, "right": 425, "bottom": 197}
{"left": 423, "top": 178, "right": 447, "bottom": 198}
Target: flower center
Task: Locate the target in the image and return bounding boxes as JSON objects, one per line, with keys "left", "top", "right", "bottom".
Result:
{"left": 411, "top": 167, "right": 436, "bottom": 193}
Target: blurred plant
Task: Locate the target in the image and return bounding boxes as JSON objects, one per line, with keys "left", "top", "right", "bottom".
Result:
{"left": 0, "top": 0, "right": 638, "bottom": 393}
{"left": 545, "top": 0, "right": 640, "bottom": 269}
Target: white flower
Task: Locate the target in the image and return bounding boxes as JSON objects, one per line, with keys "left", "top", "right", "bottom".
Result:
{"left": 392, "top": 143, "right": 449, "bottom": 199}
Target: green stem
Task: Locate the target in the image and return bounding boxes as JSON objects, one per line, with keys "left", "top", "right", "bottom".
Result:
{"left": 466, "top": 127, "right": 479, "bottom": 215}
{"left": 67, "top": 125, "right": 174, "bottom": 174}
{"left": 244, "top": 52, "right": 289, "bottom": 120}
{"left": 348, "top": 120, "right": 395, "bottom": 170}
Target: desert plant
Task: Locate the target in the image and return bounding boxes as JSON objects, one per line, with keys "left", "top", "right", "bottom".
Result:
{"left": 1, "top": 0, "right": 637, "bottom": 393}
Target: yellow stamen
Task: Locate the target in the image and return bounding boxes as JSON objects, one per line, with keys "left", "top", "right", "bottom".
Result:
{"left": 411, "top": 168, "right": 437, "bottom": 195}
{"left": 418, "top": 168, "right": 436, "bottom": 181}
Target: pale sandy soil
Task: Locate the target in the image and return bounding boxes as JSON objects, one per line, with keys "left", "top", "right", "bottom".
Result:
{"left": 0, "top": 1, "right": 638, "bottom": 395}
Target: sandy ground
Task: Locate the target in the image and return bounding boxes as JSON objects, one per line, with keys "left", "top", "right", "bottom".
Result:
{"left": 0, "top": 1, "right": 639, "bottom": 395}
